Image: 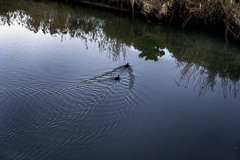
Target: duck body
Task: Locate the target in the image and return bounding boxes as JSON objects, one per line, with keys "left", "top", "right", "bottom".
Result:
{"left": 125, "top": 63, "right": 129, "bottom": 68}
{"left": 114, "top": 75, "right": 120, "bottom": 80}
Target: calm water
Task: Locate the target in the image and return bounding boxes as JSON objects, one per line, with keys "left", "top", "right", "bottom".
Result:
{"left": 1, "top": 0, "right": 240, "bottom": 159}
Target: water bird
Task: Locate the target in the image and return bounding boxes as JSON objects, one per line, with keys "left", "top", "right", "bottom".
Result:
{"left": 125, "top": 63, "right": 129, "bottom": 68}
{"left": 62, "top": 30, "right": 68, "bottom": 34}
{"left": 114, "top": 75, "right": 120, "bottom": 80}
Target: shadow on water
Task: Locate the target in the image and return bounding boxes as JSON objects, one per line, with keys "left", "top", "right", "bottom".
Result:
{"left": 0, "top": 0, "right": 240, "bottom": 99}
{"left": 0, "top": 64, "right": 137, "bottom": 159}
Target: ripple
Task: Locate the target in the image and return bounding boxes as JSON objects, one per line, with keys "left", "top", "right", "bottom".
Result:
{"left": 0, "top": 65, "right": 138, "bottom": 160}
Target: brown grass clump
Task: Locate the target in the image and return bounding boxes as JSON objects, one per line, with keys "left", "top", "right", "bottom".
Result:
{"left": 133, "top": 0, "right": 240, "bottom": 42}
{"left": 167, "top": 0, "right": 240, "bottom": 42}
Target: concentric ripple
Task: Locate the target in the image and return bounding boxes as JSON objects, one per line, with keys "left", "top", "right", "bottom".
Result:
{"left": 0, "top": 65, "right": 137, "bottom": 160}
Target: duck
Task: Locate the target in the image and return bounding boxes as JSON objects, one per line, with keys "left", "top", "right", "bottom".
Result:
{"left": 114, "top": 75, "right": 120, "bottom": 80}
{"left": 125, "top": 63, "right": 129, "bottom": 68}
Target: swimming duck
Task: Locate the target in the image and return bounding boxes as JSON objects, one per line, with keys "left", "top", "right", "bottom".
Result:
{"left": 114, "top": 75, "right": 120, "bottom": 80}
{"left": 125, "top": 63, "right": 129, "bottom": 68}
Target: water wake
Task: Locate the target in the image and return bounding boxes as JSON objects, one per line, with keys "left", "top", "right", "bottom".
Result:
{"left": 0, "top": 65, "right": 136, "bottom": 160}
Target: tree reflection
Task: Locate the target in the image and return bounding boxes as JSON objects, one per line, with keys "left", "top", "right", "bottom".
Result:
{"left": 0, "top": 0, "right": 128, "bottom": 61}
{"left": 174, "top": 48, "right": 240, "bottom": 98}
{"left": 175, "top": 61, "right": 240, "bottom": 98}
{"left": 1, "top": 0, "right": 240, "bottom": 98}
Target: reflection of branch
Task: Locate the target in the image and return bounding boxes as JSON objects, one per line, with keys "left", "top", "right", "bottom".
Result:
{"left": 98, "top": 36, "right": 127, "bottom": 61}
{"left": 175, "top": 61, "right": 240, "bottom": 98}
{"left": 0, "top": 9, "right": 128, "bottom": 61}
{"left": 1, "top": 11, "right": 37, "bottom": 32}
{"left": 220, "top": 77, "right": 240, "bottom": 98}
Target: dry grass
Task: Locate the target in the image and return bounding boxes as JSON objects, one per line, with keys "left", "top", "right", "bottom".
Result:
{"left": 130, "top": 0, "right": 240, "bottom": 42}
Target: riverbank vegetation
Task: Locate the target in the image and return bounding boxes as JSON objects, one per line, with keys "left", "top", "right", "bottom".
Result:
{"left": 54, "top": 0, "right": 240, "bottom": 42}
{"left": 2, "top": 0, "right": 239, "bottom": 41}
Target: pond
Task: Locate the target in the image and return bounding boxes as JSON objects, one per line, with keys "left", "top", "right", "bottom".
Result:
{"left": 1, "top": 0, "right": 240, "bottom": 159}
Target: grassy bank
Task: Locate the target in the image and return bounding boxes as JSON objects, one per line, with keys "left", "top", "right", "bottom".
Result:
{"left": 59, "top": 0, "right": 240, "bottom": 42}
{"left": 161, "top": 0, "right": 240, "bottom": 42}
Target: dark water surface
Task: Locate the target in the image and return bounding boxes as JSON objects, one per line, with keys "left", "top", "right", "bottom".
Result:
{"left": 1, "top": 0, "right": 240, "bottom": 159}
